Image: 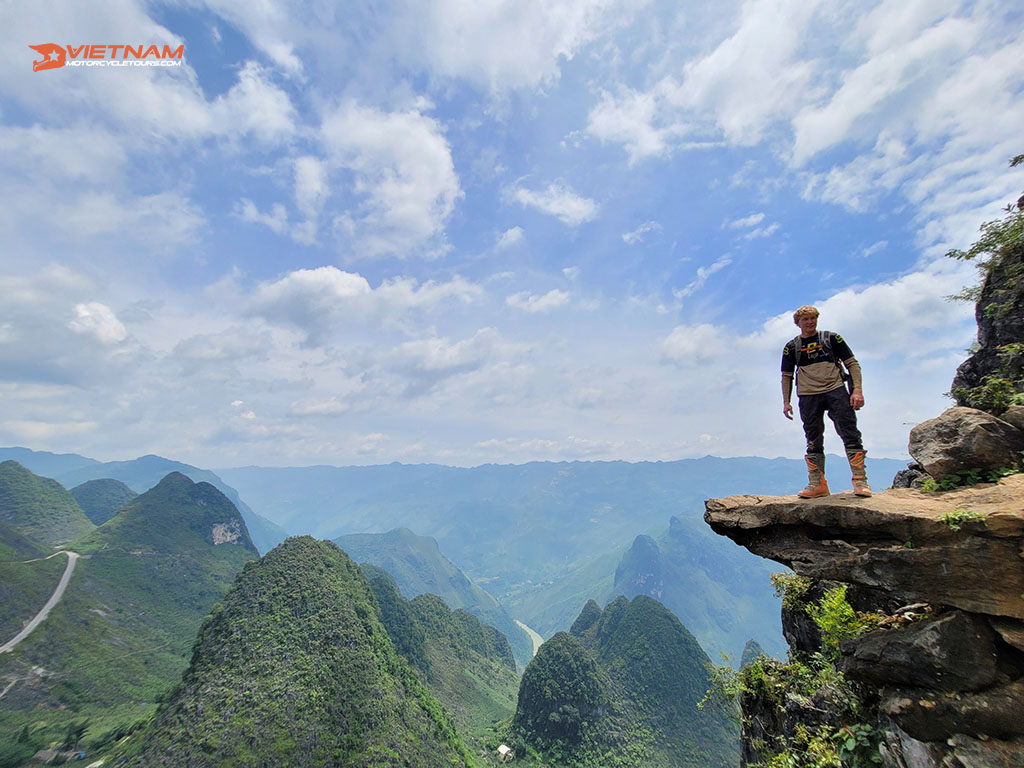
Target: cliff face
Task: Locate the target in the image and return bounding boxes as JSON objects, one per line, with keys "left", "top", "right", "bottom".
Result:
{"left": 948, "top": 182, "right": 1024, "bottom": 415}
{"left": 951, "top": 230, "right": 1024, "bottom": 397}
{"left": 704, "top": 479, "right": 1024, "bottom": 768}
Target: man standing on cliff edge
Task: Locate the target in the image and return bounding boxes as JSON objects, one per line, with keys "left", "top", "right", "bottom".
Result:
{"left": 782, "top": 305, "right": 871, "bottom": 498}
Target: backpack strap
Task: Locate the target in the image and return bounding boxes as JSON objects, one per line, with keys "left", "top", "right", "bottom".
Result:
{"left": 820, "top": 331, "right": 852, "bottom": 385}
{"left": 789, "top": 335, "right": 801, "bottom": 358}
{"left": 788, "top": 335, "right": 801, "bottom": 387}
{"left": 820, "top": 331, "right": 835, "bottom": 359}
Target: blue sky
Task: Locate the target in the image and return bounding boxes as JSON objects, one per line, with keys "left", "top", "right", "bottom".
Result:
{"left": 1, "top": 0, "right": 1022, "bottom": 467}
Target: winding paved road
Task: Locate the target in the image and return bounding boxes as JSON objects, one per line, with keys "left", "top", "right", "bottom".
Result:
{"left": 0, "top": 550, "right": 79, "bottom": 654}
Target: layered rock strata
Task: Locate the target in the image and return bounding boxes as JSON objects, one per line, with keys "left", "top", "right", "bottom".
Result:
{"left": 705, "top": 475, "right": 1024, "bottom": 768}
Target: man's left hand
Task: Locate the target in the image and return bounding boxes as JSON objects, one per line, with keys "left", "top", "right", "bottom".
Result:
{"left": 850, "top": 389, "right": 864, "bottom": 410}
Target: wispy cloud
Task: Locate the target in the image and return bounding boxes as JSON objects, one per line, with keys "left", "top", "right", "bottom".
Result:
{"left": 622, "top": 220, "right": 662, "bottom": 244}
{"left": 743, "top": 222, "right": 780, "bottom": 240}
{"left": 860, "top": 240, "right": 888, "bottom": 258}
{"left": 726, "top": 212, "right": 779, "bottom": 239}
{"left": 726, "top": 213, "right": 765, "bottom": 229}
{"left": 510, "top": 182, "right": 598, "bottom": 226}
{"left": 506, "top": 289, "right": 571, "bottom": 313}
{"left": 674, "top": 255, "right": 733, "bottom": 299}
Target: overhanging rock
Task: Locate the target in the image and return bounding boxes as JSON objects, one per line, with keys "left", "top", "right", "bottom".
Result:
{"left": 703, "top": 474, "right": 1024, "bottom": 621}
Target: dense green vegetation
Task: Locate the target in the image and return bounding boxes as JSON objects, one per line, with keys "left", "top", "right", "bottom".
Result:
{"left": 512, "top": 596, "right": 739, "bottom": 767}
{"left": 363, "top": 565, "right": 519, "bottom": 742}
{"left": 704, "top": 580, "right": 883, "bottom": 768}
{"left": 711, "top": 653, "right": 878, "bottom": 768}
{"left": 0, "top": 547, "right": 66, "bottom": 640}
{"left": 740, "top": 639, "right": 767, "bottom": 668}
{"left": 0, "top": 518, "right": 48, "bottom": 561}
{"left": 949, "top": 155, "right": 1024, "bottom": 415}
{"left": 70, "top": 478, "right": 138, "bottom": 524}
{"left": 128, "top": 537, "right": 475, "bottom": 768}
{"left": 0, "top": 471, "right": 258, "bottom": 763}
{"left": 513, "top": 632, "right": 624, "bottom": 765}
{"left": 0, "top": 460, "right": 94, "bottom": 546}
{"left": 337, "top": 527, "right": 533, "bottom": 666}
{"left": 577, "top": 596, "right": 740, "bottom": 767}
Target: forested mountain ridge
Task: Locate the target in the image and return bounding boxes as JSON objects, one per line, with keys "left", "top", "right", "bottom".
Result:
{"left": 59, "top": 454, "right": 287, "bottom": 554}
{"left": 337, "top": 527, "right": 534, "bottom": 666}
{"left": 0, "top": 459, "right": 94, "bottom": 546}
{"left": 612, "top": 513, "right": 784, "bottom": 658}
{"left": 0, "top": 472, "right": 258, "bottom": 765}
{"left": 572, "top": 596, "right": 739, "bottom": 766}
{"left": 70, "top": 478, "right": 138, "bottom": 525}
{"left": 511, "top": 596, "right": 739, "bottom": 768}
{"left": 363, "top": 564, "right": 520, "bottom": 743}
{"left": 0, "top": 447, "right": 99, "bottom": 479}
{"left": 0, "top": 447, "right": 287, "bottom": 554}
{"left": 0, "top": 517, "right": 48, "bottom": 561}
{"left": 127, "top": 536, "right": 474, "bottom": 768}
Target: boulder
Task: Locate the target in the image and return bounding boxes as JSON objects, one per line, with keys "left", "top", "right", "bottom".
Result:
{"left": 907, "top": 407, "right": 1024, "bottom": 479}
{"left": 840, "top": 610, "right": 999, "bottom": 692}
{"left": 1003, "top": 404, "right": 1024, "bottom": 431}
{"left": 891, "top": 462, "right": 927, "bottom": 489}
{"left": 990, "top": 617, "right": 1024, "bottom": 654}
{"left": 878, "top": 723, "right": 950, "bottom": 768}
{"left": 944, "top": 735, "right": 1024, "bottom": 768}
{"left": 880, "top": 727, "right": 1024, "bottom": 768}
{"left": 882, "top": 677, "right": 1024, "bottom": 742}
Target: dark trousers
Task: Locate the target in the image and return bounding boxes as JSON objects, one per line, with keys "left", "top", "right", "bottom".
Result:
{"left": 799, "top": 386, "right": 863, "bottom": 453}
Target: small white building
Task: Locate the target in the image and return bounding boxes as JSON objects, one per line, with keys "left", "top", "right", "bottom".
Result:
{"left": 497, "top": 744, "right": 515, "bottom": 762}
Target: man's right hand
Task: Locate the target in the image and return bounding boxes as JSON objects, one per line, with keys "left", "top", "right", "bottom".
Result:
{"left": 783, "top": 403, "right": 793, "bottom": 420}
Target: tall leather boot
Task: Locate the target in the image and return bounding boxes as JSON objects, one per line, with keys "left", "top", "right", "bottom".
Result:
{"left": 847, "top": 448, "right": 872, "bottom": 497}
{"left": 797, "top": 453, "right": 829, "bottom": 498}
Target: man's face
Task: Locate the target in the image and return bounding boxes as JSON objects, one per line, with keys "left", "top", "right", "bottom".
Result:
{"left": 797, "top": 313, "right": 818, "bottom": 336}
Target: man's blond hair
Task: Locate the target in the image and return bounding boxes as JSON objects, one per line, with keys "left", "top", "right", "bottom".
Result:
{"left": 793, "top": 305, "right": 819, "bottom": 324}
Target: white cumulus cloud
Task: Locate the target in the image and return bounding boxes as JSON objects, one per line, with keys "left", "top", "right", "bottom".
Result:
{"left": 251, "top": 266, "right": 482, "bottom": 343}
{"left": 393, "top": 0, "right": 622, "bottom": 92}
{"left": 321, "top": 102, "right": 461, "bottom": 258}
{"left": 67, "top": 302, "right": 127, "bottom": 344}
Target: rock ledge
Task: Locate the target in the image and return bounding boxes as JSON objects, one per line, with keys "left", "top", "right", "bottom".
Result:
{"left": 705, "top": 475, "right": 1024, "bottom": 620}
{"left": 705, "top": 475, "right": 1024, "bottom": 768}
